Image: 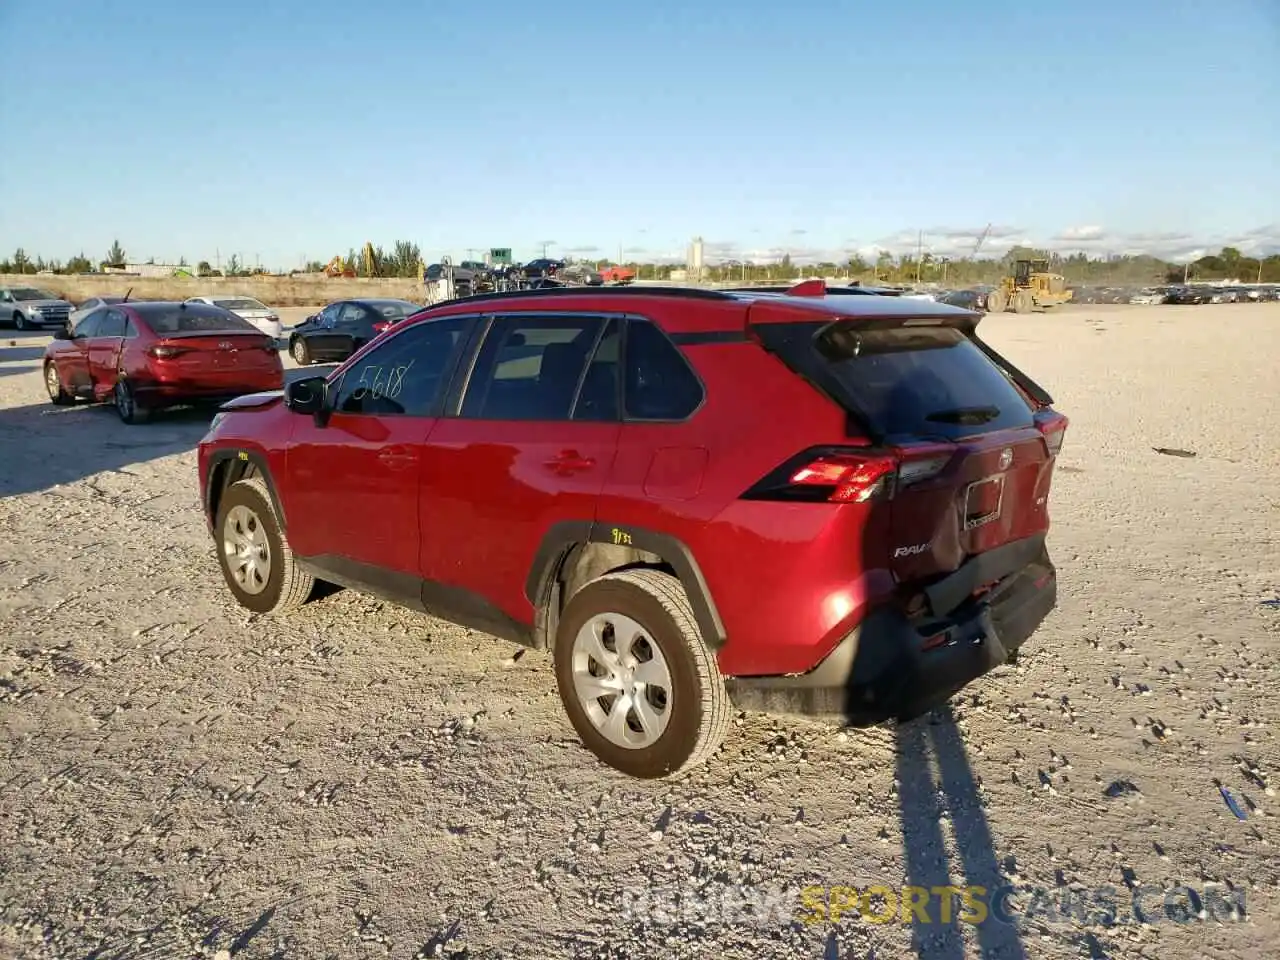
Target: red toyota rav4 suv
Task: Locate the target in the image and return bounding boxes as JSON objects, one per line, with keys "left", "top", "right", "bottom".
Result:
{"left": 198, "top": 281, "right": 1068, "bottom": 778}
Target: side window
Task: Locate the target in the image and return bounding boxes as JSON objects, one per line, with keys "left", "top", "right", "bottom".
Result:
{"left": 460, "top": 315, "right": 602, "bottom": 421}
{"left": 572, "top": 317, "right": 620, "bottom": 422}
{"left": 623, "top": 319, "right": 704, "bottom": 420}
{"left": 97, "top": 309, "right": 127, "bottom": 338}
{"left": 330, "top": 316, "right": 471, "bottom": 417}
{"left": 319, "top": 304, "right": 341, "bottom": 328}
{"left": 73, "top": 310, "right": 103, "bottom": 338}
{"left": 124, "top": 316, "right": 140, "bottom": 338}
{"left": 337, "top": 303, "right": 366, "bottom": 327}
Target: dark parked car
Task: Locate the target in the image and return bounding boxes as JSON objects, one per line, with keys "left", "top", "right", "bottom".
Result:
{"left": 939, "top": 289, "right": 990, "bottom": 312}
{"left": 1164, "top": 286, "right": 1210, "bottom": 305}
{"left": 523, "top": 258, "right": 566, "bottom": 279}
{"left": 288, "top": 299, "right": 423, "bottom": 365}
{"left": 199, "top": 280, "right": 1068, "bottom": 777}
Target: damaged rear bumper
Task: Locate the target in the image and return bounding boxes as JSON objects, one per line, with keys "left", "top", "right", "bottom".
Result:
{"left": 725, "top": 535, "right": 1057, "bottom": 725}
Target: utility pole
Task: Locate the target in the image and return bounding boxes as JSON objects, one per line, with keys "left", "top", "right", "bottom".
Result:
{"left": 916, "top": 230, "right": 924, "bottom": 286}
{"left": 1183, "top": 261, "right": 1190, "bottom": 284}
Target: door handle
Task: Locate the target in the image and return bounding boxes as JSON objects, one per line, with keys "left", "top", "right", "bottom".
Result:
{"left": 544, "top": 450, "right": 596, "bottom": 473}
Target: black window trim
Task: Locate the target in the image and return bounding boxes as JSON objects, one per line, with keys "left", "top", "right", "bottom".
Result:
{"left": 324, "top": 311, "right": 480, "bottom": 419}
{"left": 569, "top": 315, "right": 623, "bottom": 423}
{"left": 619, "top": 313, "right": 707, "bottom": 424}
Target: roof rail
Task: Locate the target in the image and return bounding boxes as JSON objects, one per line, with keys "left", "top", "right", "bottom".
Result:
{"left": 417, "top": 285, "right": 736, "bottom": 311}
{"left": 721, "top": 284, "right": 893, "bottom": 297}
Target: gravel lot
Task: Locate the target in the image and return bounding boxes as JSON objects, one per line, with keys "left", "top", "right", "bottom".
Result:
{"left": 1, "top": 303, "right": 1277, "bottom": 960}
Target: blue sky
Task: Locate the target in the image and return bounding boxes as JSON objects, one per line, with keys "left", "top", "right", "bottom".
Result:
{"left": 1, "top": 0, "right": 1277, "bottom": 267}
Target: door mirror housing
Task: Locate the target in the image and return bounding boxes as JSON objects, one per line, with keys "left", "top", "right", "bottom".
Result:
{"left": 284, "top": 375, "right": 330, "bottom": 423}
{"left": 52, "top": 326, "right": 72, "bottom": 340}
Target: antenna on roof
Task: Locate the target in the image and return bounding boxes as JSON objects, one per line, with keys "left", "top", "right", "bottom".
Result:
{"left": 123, "top": 287, "right": 132, "bottom": 303}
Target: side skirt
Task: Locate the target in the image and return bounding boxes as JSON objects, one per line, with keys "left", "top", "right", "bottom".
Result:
{"left": 296, "top": 555, "right": 536, "bottom": 648}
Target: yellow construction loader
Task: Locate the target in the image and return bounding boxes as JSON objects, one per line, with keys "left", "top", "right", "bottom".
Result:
{"left": 986, "top": 259, "right": 1073, "bottom": 314}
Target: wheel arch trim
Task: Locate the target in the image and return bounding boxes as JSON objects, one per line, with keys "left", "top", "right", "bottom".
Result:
{"left": 525, "top": 520, "right": 727, "bottom": 649}
{"left": 204, "top": 448, "right": 287, "bottom": 533}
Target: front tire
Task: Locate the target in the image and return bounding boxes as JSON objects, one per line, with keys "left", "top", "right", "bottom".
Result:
{"left": 553, "top": 569, "right": 732, "bottom": 778}
{"left": 215, "top": 477, "right": 315, "bottom": 614}
{"left": 45, "top": 363, "right": 72, "bottom": 405}
{"left": 290, "top": 337, "right": 310, "bottom": 365}
{"left": 13, "top": 311, "right": 28, "bottom": 331}
{"left": 986, "top": 289, "right": 1007, "bottom": 313}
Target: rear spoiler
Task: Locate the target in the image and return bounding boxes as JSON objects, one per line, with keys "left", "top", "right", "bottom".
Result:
{"left": 971, "top": 334, "right": 1054, "bottom": 407}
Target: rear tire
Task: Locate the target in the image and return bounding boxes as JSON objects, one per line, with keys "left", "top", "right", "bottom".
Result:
{"left": 44, "top": 363, "right": 72, "bottom": 405}
{"left": 113, "top": 380, "right": 150, "bottom": 423}
{"left": 553, "top": 568, "right": 732, "bottom": 778}
{"left": 215, "top": 476, "right": 315, "bottom": 614}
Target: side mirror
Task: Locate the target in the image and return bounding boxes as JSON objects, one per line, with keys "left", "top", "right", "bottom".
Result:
{"left": 53, "top": 326, "right": 72, "bottom": 340}
{"left": 284, "top": 375, "right": 330, "bottom": 421}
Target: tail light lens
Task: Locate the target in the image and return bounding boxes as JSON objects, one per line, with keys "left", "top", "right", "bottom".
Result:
{"left": 372, "top": 320, "right": 392, "bottom": 334}
{"left": 789, "top": 453, "right": 898, "bottom": 502}
{"left": 743, "top": 446, "right": 952, "bottom": 504}
{"left": 1036, "top": 412, "right": 1068, "bottom": 456}
{"left": 148, "top": 345, "right": 189, "bottom": 359}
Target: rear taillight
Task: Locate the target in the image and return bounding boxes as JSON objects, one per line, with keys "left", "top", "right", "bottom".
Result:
{"left": 743, "top": 446, "right": 952, "bottom": 504}
{"left": 372, "top": 320, "right": 391, "bottom": 333}
{"left": 789, "top": 453, "right": 898, "bottom": 502}
{"left": 1036, "top": 413, "right": 1068, "bottom": 456}
{"left": 148, "top": 345, "right": 188, "bottom": 359}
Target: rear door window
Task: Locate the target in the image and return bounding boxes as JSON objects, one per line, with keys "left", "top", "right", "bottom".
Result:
{"left": 755, "top": 322, "right": 1036, "bottom": 441}
{"left": 461, "top": 315, "right": 602, "bottom": 421}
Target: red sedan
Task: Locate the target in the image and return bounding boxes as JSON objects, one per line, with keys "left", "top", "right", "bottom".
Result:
{"left": 43, "top": 300, "right": 283, "bottom": 423}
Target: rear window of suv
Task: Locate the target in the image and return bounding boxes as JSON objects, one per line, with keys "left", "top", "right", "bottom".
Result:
{"left": 755, "top": 322, "right": 1036, "bottom": 441}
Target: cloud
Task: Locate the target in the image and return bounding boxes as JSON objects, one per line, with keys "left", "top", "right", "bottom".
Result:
{"left": 559, "top": 245, "right": 600, "bottom": 256}
{"left": 1052, "top": 225, "right": 1107, "bottom": 242}
{"left": 789, "top": 228, "right": 808, "bottom": 236}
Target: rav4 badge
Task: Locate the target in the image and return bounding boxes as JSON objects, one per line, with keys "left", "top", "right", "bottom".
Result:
{"left": 893, "top": 542, "right": 931, "bottom": 558}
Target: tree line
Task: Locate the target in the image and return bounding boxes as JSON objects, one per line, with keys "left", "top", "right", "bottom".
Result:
{"left": 2, "top": 239, "right": 1277, "bottom": 287}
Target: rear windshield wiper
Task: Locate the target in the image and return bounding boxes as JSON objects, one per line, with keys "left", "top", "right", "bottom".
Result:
{"left": 924, "top": 405, "right": 1000, "bottom": 425}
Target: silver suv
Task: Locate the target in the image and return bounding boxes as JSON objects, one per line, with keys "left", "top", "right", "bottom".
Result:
{"left": 0, "top": 286, "right": 74, "bottom": 331}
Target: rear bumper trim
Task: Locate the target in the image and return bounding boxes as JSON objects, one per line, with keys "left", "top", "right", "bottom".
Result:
{"left": 924, "top": 533, "right": 1046, "bottom": 616}
{"left": 725, "top": 546, "right": 1057, "bottom": 724}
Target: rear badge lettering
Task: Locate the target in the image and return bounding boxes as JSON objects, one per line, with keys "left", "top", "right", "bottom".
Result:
{"left": 893, "top": 542, "right": 931, "bottom": 558}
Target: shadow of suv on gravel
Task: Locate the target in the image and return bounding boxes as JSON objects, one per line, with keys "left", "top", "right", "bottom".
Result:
{"left": 197, "top": 281, "right": 1068, "bottom": 778}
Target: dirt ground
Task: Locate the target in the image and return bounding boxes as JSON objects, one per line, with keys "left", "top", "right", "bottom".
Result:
{"left": 1, "top": 303, "right": 1277, "bottom": 960}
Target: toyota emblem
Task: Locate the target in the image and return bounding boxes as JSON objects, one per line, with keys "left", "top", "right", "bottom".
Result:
{"left": 998, "top": 447, "right": 1013, "bottom": 470}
